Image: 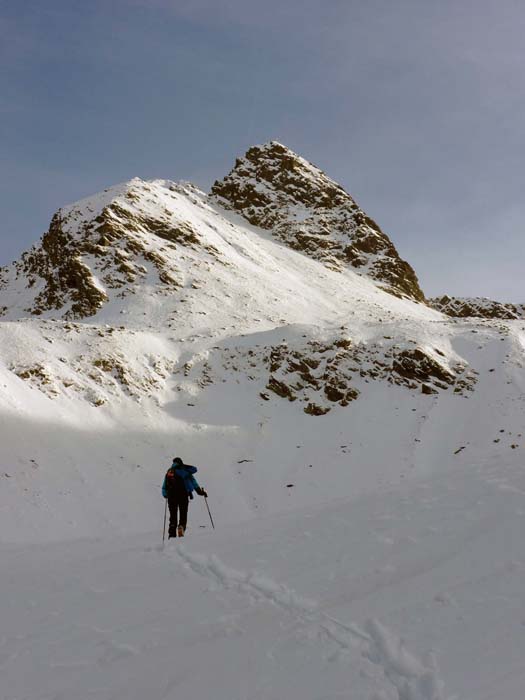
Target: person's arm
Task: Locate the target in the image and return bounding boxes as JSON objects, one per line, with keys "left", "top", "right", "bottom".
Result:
{"left": 190, "top": 475, "right": 207, "bottom": 497}
{"left": 193, "top": 477, "right": 208, "bottom": 497}
{"left": 161, "top": 473, "right": 168, "bottom": 498}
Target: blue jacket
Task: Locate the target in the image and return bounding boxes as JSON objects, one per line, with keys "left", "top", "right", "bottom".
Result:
{"left": 162, "top": 462, "right": 201, "bottom": 498}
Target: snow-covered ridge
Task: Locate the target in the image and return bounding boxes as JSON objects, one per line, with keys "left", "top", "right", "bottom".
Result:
{"left": 2, "top": 141, "right": 522, "bottom": 328}
{"left": 0, "top": 178, "right": 225, "bottom": 321}
{"left": 0, "top": 142, "right": 427, "bottom": 327}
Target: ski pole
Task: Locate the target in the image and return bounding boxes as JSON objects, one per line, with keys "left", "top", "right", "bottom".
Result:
{"left": 162, "top": 498, "right": 168, "bottom": 543}
{"left": 204, "top": 496, "right": 215, "bottom": 530}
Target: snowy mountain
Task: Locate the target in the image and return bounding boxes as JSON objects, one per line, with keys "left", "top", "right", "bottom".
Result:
{"left": 1, "top": 143, "right": 525, "bottom": 699}
{"left": 0, "top": 145, "right": 467, "bottom": 418}
{"left": 0, "top": 142, "right": 425, "bottom": 322}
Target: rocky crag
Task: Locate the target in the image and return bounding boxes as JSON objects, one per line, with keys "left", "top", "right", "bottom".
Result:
{"left": 212, "top": 142, "right": 424, "bottom": 302}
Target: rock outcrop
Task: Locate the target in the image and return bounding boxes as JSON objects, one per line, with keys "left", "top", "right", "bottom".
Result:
{"left": 429, "top": 295, "right": 525, "bottom": 320}
{"left": 179, "top": 331, "right": 477, "bottom": 417}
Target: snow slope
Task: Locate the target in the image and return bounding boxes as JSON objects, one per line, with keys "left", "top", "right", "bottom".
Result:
{"left": 2, "top": 455, "right": 525, "bottom": 700}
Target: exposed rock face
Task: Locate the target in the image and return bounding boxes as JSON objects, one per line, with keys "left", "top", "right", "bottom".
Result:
{"left": 429, "top": 296, "right": 525, "bottom": 320}
{"left": 16, "top": 213, "right": 109, "bottom": 319}
{"left": 211, "top": 141, "right": 425, "bottom": 302}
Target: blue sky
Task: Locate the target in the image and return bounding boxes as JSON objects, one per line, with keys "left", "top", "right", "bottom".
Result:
{"left": 1, "top": 0, "right": 523, "bottom": 300}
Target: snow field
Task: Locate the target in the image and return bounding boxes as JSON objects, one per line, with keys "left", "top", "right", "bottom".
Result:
{"left": 2, "top": 455, "right": 525, "bottom": 699}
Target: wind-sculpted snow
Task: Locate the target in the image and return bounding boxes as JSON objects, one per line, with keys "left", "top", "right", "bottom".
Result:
{"left": 212, "top": 141, "right": 425, "bottom": 301}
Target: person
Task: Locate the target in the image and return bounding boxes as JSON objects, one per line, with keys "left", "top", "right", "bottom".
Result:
{"left": 162, "top": 457, "right": 207, "bottom": 538}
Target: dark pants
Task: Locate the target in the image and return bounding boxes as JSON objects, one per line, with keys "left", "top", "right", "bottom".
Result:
{"left": 168, "top": 494, "right": 189, "bottom": 536}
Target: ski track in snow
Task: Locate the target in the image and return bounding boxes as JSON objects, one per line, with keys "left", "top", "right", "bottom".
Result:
{"left": 174, "top": 545, "right": 448, "bottom": 700}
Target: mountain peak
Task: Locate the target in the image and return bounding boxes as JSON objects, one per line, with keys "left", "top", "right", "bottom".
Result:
{"left": 213, "top": 141, "right": 344, "bottom": 207}
{"left": 211, "top": 143, "right": 425, "bottom": 302}
{"left": 1, "top": 143, "right": 427, "bottom": 324}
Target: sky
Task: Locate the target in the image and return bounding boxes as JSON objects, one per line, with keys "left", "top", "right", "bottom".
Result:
{"left": 0, "top": 0, "right": 523, "bottom": 301}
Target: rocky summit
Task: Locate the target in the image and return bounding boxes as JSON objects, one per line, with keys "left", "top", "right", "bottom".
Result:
{"left": 212, "top": 141, "right": 425, "bottom": 301}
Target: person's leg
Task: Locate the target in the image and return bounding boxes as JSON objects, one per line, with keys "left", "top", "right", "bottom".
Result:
{"left": 168, "top": 496, "right": 179, "bottom": 537}
{"left": 178, "top": 496, "right": 189, "bottom": 533}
